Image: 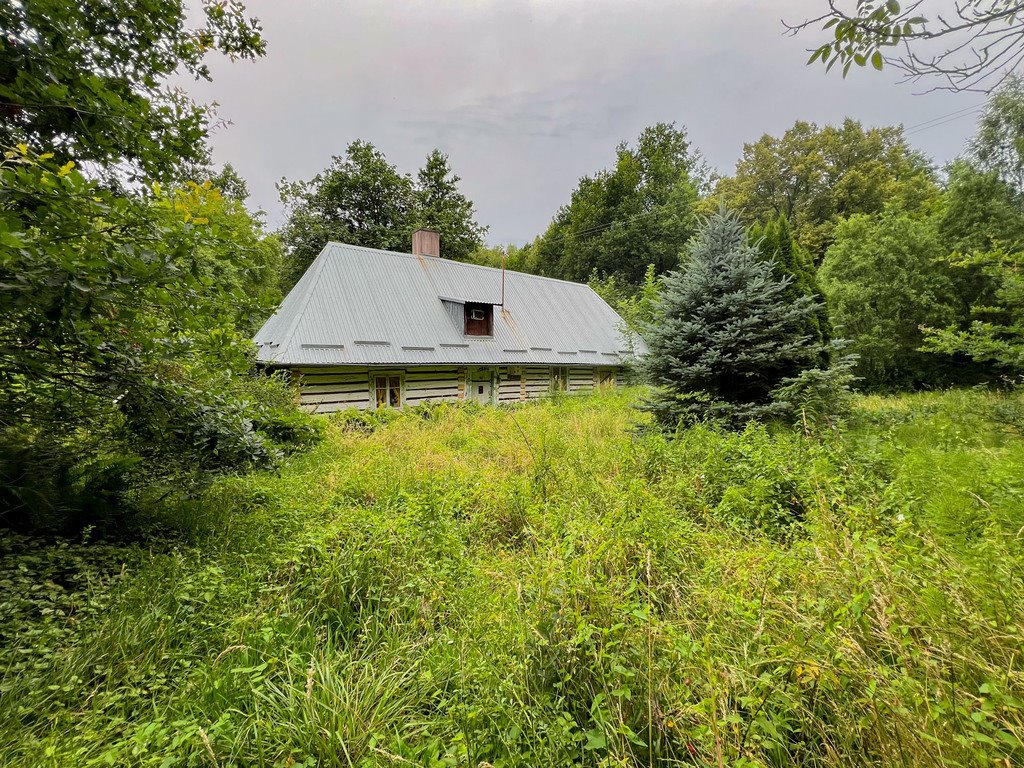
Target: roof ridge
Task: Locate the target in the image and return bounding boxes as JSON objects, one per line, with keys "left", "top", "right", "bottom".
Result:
{"left": 322, "top": 240, "right": 603, "bottom": 290}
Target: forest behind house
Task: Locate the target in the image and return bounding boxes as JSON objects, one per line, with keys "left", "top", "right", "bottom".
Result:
{"left": 2, "top": 2, "right": 1024, "bottom": 766}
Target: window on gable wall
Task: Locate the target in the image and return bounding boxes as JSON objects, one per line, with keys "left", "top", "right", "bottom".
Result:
{"left": 464, "top": 302, "right": 493, "bottom": 336}
{"left": 374, "top": 375, "right": 401, "bottom": 408}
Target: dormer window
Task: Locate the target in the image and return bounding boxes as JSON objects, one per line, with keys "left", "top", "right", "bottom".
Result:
{"left": 464, "top": 302, "right": 493, "bottom": 336}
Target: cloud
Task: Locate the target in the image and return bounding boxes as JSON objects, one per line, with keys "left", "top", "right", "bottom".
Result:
{"left": 185, "top": 0, "right": 980, "bottom": 245}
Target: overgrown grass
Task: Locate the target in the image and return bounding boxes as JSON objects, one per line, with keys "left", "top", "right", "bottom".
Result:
{"left": 2, "top": 388, "right": 1022, "bottom": 767}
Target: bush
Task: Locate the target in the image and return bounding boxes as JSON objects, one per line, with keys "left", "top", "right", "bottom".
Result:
{"left": 773, "top": 349, "right": 860, "bottom": 433}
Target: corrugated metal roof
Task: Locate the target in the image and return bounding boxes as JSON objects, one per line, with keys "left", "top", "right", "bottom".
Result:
{"left": 254, "top": 242, "right": 647, "bottom": 367}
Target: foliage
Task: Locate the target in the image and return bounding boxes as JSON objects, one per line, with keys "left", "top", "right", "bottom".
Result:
{"left": 0, "top": 148, "right": 301, "bottom": 531}
{"left": 773, "top": 346, "right": 861, "bottom": 432}
{"left": 0, "top": 0, "right": 266, "bottom": 182}
{"left": 714, "top": 118, "right": 938, "bottom": 260}
{"left": 923, "top": 246, "right": 1024, "bottom": 374}
{"left": 588, "top": 263, "right": 662, "bottom": 334}
{"left": 279, "top": 142, "right": 486, "bottom": 288}
{"left": 530, "top": 123, "right": 703, "bottom": 285}
{"left": 819, "top": 211, "right": 962, "bottom": 388}
{"left": 972, "top": 74, "right": 1024, "bottom": 192}
{"left": 750, "top": 213, "right": 831, "bottom": 345}
{"left": 939, "top": 160, "right": 1024, "bottom": 259}
{"left": 412, "top": 149, "right": 488, "bottom": 261}
{"left": 918, "top": 79, "right": 1024, "bottom": 378}
{"left": 641, "top": 209, "right": 826, "bottom": 428}
{"left": 466, "top": 242, "right": 536, "bottom": 272}
{"left": 797, "top": 0, "right": 1024, "bottom": 92}
{"left": 278, "top": 140, "right": 414, "bottom": 287}
{"left": 2, "top": 388, "right": 1023, "bottom": 766}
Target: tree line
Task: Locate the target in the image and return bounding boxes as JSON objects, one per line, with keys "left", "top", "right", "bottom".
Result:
{"left": 281, "top": 80, "right": 1024, "bottom": 398}
{"left": 3, "top": 0, "right": 1024, "bottom": 531}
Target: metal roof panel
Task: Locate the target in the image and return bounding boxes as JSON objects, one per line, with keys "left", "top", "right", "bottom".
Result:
{"left": 254, "top": 242, "right": 647, "bottom": 367}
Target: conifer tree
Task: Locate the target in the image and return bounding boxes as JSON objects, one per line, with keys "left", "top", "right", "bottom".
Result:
{"left": 749, "top": 214, "right": 831, "bottom": 346}
{"left": 641, "top": 209, "right": 826, "bottom": 428}
{"left": 413, "top": 150, "right": 488, "bottom": 262}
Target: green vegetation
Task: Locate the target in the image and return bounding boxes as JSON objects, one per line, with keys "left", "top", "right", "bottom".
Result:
{"left": 528, "top": 123, "right": 704, "bottom": 285}
{"left": 0, "top": 1, "right": 313, "bottom": 532}
{"left": 713, "top": 119, "right": 937, "bottom": 261}
{"left": 2, "top": 388, "right": 1022, "bottom": 767}
{"left": 642, "top": 210, "right": 828, "bottom": 427}
{"left": 278, "top": 143, "right": 486, "bottom": 287}
{"left": 4, "top": 5, "right": 1024, "bottom": 764}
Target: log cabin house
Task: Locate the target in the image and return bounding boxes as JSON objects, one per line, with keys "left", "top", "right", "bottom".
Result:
{"left": 254, "top": 230, "right": 646, "bottom": 412}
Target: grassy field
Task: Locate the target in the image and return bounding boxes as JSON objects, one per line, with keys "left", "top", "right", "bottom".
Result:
{"left": 2, "top": 388, "right": 1023, "bottom": 767}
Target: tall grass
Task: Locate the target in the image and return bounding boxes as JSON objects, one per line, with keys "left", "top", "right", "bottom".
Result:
{"left": 1, "top": 388, "right": 1022, "bottom": 766}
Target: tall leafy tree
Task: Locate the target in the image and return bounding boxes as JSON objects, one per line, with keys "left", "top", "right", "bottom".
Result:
{"left": 715, "top": 119, "right": 937, "bottom": 260}
{"left": 920, "top": 80, "right": 1024, "bottom": 376}
{"left": 532, "top": 123, "right": 702, "bottom": 285}
{"left": 819, "top": 212, "right": 961, "bottom": 388}
{"left": 922, "top": 247, "right": 1024, "bottom": 375}
{"left": 278, "top": 141, "right": 415, "bottom": 286}
{"left": 972, "top": 75, "right": 1024, "bottom": 192}
{"left": 0, "top": 0, "right": 266, "bottom": 182}
{"left": 413, "top": 150, "right": 487, "bottom": 262}
{"left": 0, "top": 150, "right": 297, "bottom": 530}
{"left": 0, "top": 3, "right": 309, "bottom": 530}
{"left": 641, "top": 209, "right": 826, "bottom": 428}
{"left": 279, "top": 143, "right": 486, "bottom": 286}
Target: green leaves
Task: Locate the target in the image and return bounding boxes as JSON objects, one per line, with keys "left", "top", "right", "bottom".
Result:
{"left": 532, "top": 123, "right": 702, "bottom": 285}
{"left": 819, "top": 212, "right": 960, "bottom": 388}
{"left": 279, "top": 142, "right": 486, "bottom": 288}
{"left": 0, "top": 150, "right": 297, "bottom": 529}
{"left": 0, "top": 0, "right": 265, "bottom": 182}
{"left": 800, "top": 1, "right": 929, "bottom": 80}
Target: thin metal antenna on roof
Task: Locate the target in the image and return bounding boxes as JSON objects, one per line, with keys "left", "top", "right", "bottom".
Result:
{"left": 501, "top": 251, "right": 506, "bottom": 307}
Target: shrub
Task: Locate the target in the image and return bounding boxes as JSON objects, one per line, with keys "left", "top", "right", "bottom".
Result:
{"left": 773, "top": 348, "right": 860, "bottom": 433}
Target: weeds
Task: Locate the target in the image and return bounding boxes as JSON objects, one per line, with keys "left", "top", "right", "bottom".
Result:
{"left": 1, "top": 388, "right": 1022, "bottom": 766}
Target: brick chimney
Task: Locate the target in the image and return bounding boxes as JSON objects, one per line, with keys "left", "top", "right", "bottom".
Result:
{"left": 411, "top": 229, "right": 440, "bottom": 258}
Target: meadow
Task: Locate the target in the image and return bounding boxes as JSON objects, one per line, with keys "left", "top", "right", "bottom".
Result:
{"left": 1, "top": 388, "right": 1022, "bottom": 767}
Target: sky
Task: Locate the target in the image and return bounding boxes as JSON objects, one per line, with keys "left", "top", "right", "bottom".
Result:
{"left": 184, "top": 0, "right": 984, "bottom": 246}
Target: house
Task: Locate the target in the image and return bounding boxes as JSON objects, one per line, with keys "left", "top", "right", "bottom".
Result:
{"left": 254, "top": 230, "right": 646, "bottom": 412}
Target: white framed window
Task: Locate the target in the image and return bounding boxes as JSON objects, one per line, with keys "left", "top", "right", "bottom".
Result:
{"left": 374, "top": 374, "right": 402, "bottom": 408}
{"left": 551, "top": 366, "right": 569, "bottom": 391}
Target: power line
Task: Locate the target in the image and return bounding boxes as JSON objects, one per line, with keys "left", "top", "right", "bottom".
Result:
{"left": 903, "top": 105, "right": 986, "bottom": 137}
{"left": 903, "top": 103, "right": 984, "bottom": 131}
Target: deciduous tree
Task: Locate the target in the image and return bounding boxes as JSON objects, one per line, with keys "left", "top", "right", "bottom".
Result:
{"left": 715, "top": 119, "right": 937, "bottom": 260}
{"left": 279, "top": 143, "right": 485, "bottom": 287}
{"left": 819, "top": 211, "right": 960, "bottom": 387}
{"left": 0, "top": 0, "right": 266, "bottom": 182}
{"left": 531, "top": 123, "right": 702, "bottom": 285}
{"left": 278, "top": 141, "right": 415, "bottom": 287}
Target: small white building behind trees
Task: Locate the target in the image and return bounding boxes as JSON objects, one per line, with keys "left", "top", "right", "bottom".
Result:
{"left": 255, "top": 230, "right": 645, "bottom": 412}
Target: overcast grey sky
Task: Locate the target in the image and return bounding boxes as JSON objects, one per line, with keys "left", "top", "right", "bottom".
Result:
{"left": 185, "top": 0, "right": 982, "bottom": 245}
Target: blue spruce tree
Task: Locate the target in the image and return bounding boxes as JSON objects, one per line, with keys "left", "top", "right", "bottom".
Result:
{"left": 641, "top": 208, "right": 826, "bottom": 428}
